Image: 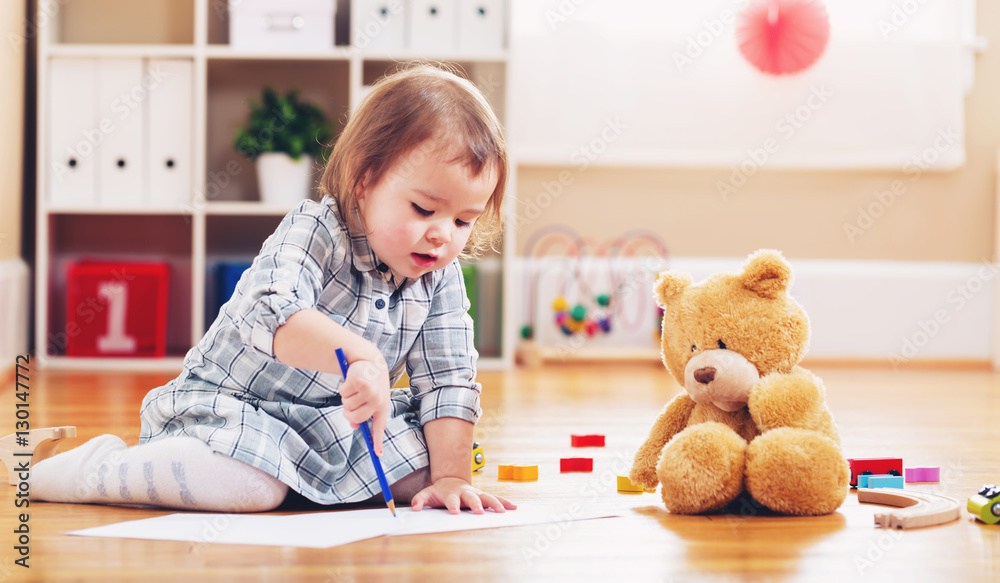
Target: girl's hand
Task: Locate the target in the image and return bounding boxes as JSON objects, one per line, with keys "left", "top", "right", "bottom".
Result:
{"left": 339, "top": 355, "right": 391, "bottom": 454}
{"left": 410, "top": 477, "right": 517, "bottom": 514}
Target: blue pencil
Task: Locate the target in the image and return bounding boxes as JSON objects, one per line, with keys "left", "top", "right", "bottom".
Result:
{"left": 336, "top": 348, "right": 396, "bottom": 517}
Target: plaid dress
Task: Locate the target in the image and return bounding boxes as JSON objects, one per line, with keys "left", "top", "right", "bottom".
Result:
{"left": 139, "top": 197, "right": 482, "bottom": 504}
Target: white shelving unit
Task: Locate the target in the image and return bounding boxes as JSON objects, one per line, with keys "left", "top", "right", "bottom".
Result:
{"left": 35, "top": 0, "right": 514, "bottom": 371}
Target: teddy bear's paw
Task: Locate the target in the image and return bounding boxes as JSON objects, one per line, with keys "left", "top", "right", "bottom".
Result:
{"left": 656, "top": 422, "right": 747, "bottom": 514}
{"left": 745, "top": 427, "right": 849, "bottom": 516}
{"left": 748, "top": 371, "right": 825, "bottom": 432}
{"left": 628, "top": 464, "right": 660, "bottom": 490}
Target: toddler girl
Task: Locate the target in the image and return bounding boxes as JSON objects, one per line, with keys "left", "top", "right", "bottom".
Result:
{"left": 32, "top": 64, "right": 515, "bottom": 515}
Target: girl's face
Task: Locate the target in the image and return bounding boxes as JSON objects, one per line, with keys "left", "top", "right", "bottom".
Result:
{"left": 357, "top": 142, "right": 497, "bottom": 280}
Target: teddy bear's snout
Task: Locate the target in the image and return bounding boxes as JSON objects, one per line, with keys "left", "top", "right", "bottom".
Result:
{"left": 684, "top": 350, "right": 761, "bottom": 412}
{"left": 693, "top": 367, "right": 716, "bottom": 384}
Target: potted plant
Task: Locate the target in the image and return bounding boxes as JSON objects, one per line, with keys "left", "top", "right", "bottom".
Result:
{"left": 233, "top": 87, "right": 333, "bottom": 207}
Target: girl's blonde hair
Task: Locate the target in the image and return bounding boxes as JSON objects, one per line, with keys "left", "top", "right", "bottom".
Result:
{"left": 320, "top": 63, "right": 507, "bottom": 258}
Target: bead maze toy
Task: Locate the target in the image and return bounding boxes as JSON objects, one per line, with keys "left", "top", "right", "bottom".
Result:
{"left": 517, "top": 226, "right": 669, "bottom": 363}
{"left": 857, "top": 488, "right": 961, "bottom": 529}
{"left": 967, "top": 484, "right": 1000, "bottom": 525}
{"left": 1, "top": 426, "right": 77, "bottom": 485}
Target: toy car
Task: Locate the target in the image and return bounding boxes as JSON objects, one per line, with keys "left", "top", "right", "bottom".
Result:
{"left": 472, "top": 441, "right": 485, "bottom": 472}
{"left": 968, "top": 484, "right": 1000, "bottom": 525}
{"left": 847, "top": 457, "right": 903, "bottom": 489}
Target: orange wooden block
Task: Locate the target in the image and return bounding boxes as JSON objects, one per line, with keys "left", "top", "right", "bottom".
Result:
{"left": 498, "top": 464, "right": 538, "bottom": 482}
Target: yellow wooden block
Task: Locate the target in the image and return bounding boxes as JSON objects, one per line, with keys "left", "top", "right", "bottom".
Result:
{"left": 617, "top": 475, "right": 655, "bottom": 494}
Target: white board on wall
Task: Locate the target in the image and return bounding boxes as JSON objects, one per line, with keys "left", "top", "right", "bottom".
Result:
{"left": 509, "top": 0, "right": 970, "bottom": 170}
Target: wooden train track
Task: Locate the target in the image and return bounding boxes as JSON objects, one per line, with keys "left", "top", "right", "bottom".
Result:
{"left": 857, "top": 487, "right": 961, "bottom": 529}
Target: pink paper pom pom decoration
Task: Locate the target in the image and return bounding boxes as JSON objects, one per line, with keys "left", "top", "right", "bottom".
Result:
{"left": 736, "top": 0, "right": 830, "bottom": 76}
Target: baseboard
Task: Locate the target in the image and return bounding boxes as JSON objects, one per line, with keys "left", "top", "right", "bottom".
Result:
{"left": 0, "top": 258, "right": 29, "bottom": 368}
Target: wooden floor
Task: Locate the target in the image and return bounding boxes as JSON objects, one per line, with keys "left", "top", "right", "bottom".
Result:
{"left": 2, "top": 362, "right": 999, "bottom": 582}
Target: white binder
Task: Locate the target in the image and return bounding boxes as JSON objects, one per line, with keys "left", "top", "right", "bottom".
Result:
{"left": 97, "top": 58, "right": 145, "bottom": 208}
{"left": 146, "top": 59, "right": 193, "bottom": 210}
{"left": 354, "top": 0, "right": 407, "bottom": 52}
{"left": 456, "top": 0, "right": 504, "bottom": 54}
{"left": 48, "top": 58, "right": 98, "bottom": 209}
{"left": 409, "top": 0, "right": 456, "bottom": 54}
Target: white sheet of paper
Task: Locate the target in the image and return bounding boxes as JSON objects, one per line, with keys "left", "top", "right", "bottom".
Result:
{"left": 67, "top": 504, "right": 619, "bottom": 548}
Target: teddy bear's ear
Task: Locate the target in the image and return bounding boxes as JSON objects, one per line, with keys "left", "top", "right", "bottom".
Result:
{"left": 653, "top": 271, "right": 693, "bottom": 306}
{"left": 740, "top": 249, "right": 792, "bottom": 299}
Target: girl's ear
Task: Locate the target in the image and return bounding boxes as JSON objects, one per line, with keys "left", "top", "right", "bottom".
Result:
{"left": 356, "top": 169, "right": 370, "bottom": 200}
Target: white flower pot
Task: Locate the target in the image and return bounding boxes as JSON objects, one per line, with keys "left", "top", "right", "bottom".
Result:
{"left": 256, "top": 152, "right": 314, "bottom": 207}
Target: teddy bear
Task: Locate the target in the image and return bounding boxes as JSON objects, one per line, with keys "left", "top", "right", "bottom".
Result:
{"left": 629, "top": 249, "right": 849, "bottom": 516}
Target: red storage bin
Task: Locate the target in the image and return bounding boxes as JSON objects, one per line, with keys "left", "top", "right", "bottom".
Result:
{"left": 65, "top": 261, "right": 170, "bottom": 357}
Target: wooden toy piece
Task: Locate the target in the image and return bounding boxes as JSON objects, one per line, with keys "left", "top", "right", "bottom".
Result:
{"left": 905, "top": 466, "right": 941, "bottom": 483}
{"left": 571, "top": 434, "right": 605, "bottom": 447}
{"left": 967, "top": 484, "right": 1000, "bottom": 525}
{"left": 848, "top": 457, "right": 903, "bottom": 488}
{"left": 472, "top": 442, "right": 485, "bottom": 472}
{"left": 868, "top": 475, "right": 905, "bottom": 489}
{"left": 511, "top": 465, "right": 538, "bottom": 481}
{"left": 498, "top": 465, "right": 537, "bottom": 482}
{"left": 617, "top": 475, "right": 656, "bottom": 494}
{"left": 0, "top": 426, "right": 77, "bottom": 485}
{"left": 559, "top": 458, "right": 593, "bottom": 472}
{"left": 857, "top": 487, "right": 961, "bottom": 529}
{"left": 858, "top": 474, "right": 904, "bottom": 489}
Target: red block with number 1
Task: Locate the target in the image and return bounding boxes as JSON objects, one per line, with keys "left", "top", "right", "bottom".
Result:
{"left": 65, "top": 261, "right": 170, "bottom": 357}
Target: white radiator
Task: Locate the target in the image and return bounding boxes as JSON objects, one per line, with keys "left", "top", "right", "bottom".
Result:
{"left": 0, "top": 258, "right": 29, "bottom": 366}
{"left": 518, "top": 256, "right": 998, "bottom": 366}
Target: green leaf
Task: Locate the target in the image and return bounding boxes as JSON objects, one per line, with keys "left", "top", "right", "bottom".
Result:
{"left": 232, "top": 86, "right": 335, "bottom": 162}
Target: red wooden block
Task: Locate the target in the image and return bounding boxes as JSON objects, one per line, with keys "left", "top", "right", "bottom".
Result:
{"left": 571, "top": 434, "right": 605, "bottom": 447}
{"left": 560, "top": 458, "right": 593, "bottom": 472}
{"left": 65, "top": 261, "right": 170, "bottom": 357}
